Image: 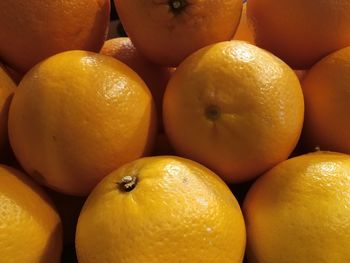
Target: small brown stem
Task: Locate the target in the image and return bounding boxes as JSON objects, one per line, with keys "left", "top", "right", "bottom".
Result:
{"left": 118, "top": 175, "right": 137, "bottom": 192}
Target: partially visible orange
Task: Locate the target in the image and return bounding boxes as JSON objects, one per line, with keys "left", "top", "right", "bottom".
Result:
{"left": 232, "top": 2, "right": 255, "bottom": 44}
{"left": 100, "top": 37, "right": 173, "bottom": 131}
{"left": 8, "top": 50, "right": 157, "bottom": 196}
{"left": 163, "top": 41, "right": 304, "bottom": 183}
{"left": 0, "top": 64, "right": 15, "bottom": 155}
{"left": 114, "top": 0, "right": 242, "bottom": 66}
{"left": 301, "top": 46, "right": 350, "bottom": 154}
{"left": 0, "top": 165, "right": 62, "bottom": 262}
{"left": 0, "top": 0, "right": 110, "bottom": 73}
{"left": 243, "top": 151, "right": 350, "bottom": 263}
{"left": 247, "top": 0, "right": 350, "bottom": 68}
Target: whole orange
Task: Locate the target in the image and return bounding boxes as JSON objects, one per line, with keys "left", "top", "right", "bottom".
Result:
{"left": 247, "top": 0, "right": 350, "bottom": 69}
{"left": 114, "top": 0, "right": 242, "bottom": 66}
{"left": 0, "top": 165, "right": 62, "bottom": 263}
{"left": 76, "top": 156, "right": 246, "bottom": 263}
{"left": 301, "top": 46, "right": 350, "bottom": 154}
{"left": 8, "top": 50, "right": 156, "bottom": 196}
{"left": 100, "top": 37, "right": 173, "bottom": 131}
{"left": 0, "top": 0, "right": 110, "bottom": 73}
{"left": 163, "top": 41, "right": 304, "bottom": 183}
{"left": 243, "top": 151, "right": 350, "bottom": 263}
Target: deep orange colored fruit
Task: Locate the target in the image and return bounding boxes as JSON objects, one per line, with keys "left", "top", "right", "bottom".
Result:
{"left": 76, "top": 156, "right": 246, "bottom": 263}
{"left": 247, "top": 0, "right": 350, "bottom": 68}
{"left": 0, "top": 165, "right": 62, "bottom": 262}
{"left": 114, "top": 0, "right": 242, "bottom": 66}
{"left": 301, "top": 46, "right": 350, "bottom": 154}
{"left": 8, "top": 50, "right": 156, "bottom": 196}
{"left": 163, "top": 41, "right": 304, "bottom": 183}
{"left": 0, "top": 0, "right": 110, "bottom": 73}
{"left": 243, "top": 151, "right": 350, "bottom": 263}
{"left": 100, "top": 37, "right": 173, "bottom": 131}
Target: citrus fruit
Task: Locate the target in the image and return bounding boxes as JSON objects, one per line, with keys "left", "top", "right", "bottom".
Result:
{"left": 232, "top": 2, "right": 255, "bottom": 44}
{"left": 114, "top": 0, "right": 242, "bottom": 66}
{"left": 301, "top": 46, "right": 350, "bottom": 154}
{"left": 0, "top": 0, "right": 110, "bottom": 73}
{"left": 100, "top": 37, "right": 173, "bottom": 131}
{"left": 163, "top": 41, "right": 304, "bottom": 183}
{"left": 243, "top": 151, "right": 350, "bottom": 263}
{"left": 8, "top": 50, "right": 157, "bottom": 196}
{"left": 76, "top": 156, "right": 246, "bottom": 263}
{"left": 0, "top": 165, "right": 62, "bottom": 263}
{"left": 247, "top": 0, "right": 350, "bottom": 69}
{"left": 0, "top": 64, "right": 15, "bottom": 155}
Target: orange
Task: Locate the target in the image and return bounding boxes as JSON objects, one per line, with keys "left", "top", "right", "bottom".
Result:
{"left": 247, "top": 0, "right": 350, "bottom": 69}
{"left": 163, "top": 41, "right": 304, "bottom": 183}
{"left": 301, "top": 46, "right": 350, "bottom": 154}
{"left": 100, "top": 37, "right": 173, "bottom": 131}
{"left": 114, "top": 0, "right": 242, "bottom": 66}
{"left": 0, "top": 165, "right": 62, "bottom": 263}
{"left": 243, "top": 151, "right": 350, "bottom": 263}
{"left": 8, "top": 50, "right": 157, "bottom": 196}
{"left": 76, "top": 156, "right": 246, "bottom": 263}
{"left": 232, "top": 2, "right": 255, "bottom": 44}
{"left": 0, "top": 64, "right": 15, "bottom": 155}
{"left": 0, "top": 0, "right": 110, "bottom": 73}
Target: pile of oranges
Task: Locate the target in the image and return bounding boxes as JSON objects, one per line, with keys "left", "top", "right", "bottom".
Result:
{"left": 1, "top": 0, "right": 350, "bottom": 262}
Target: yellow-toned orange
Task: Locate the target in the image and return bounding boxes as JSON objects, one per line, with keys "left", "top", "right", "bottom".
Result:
{"left": 244, "top": 151, "right": 350, "bottom": 263}
{"left": 0, "top": 165, "right": 62, "bottom": 262}
{"left": 76, "top": 156, "right": 246, "bottom": 263}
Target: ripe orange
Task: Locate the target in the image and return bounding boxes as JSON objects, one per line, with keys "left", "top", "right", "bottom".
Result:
{"left": 0, "top": 64, "right": 15, "bottom": 155}
{"left": 163, "top": 41, "right": 304, "bottom": 183}
{"left": 8, "top": 50, "right": 157, "bottom": 196}
{"left": 0, "top": 165, "right": 62, "bottom": 262}
{"left": 232, "top": 2, "right": 255, "bottom": 44}
{"left": 301, "top": 46, "right": 350, "bottom": 154}
{"left": 247, "top": 0, "right": 350, "bottom": 69}
{"left": 114, "top": 0, "right": 242, "bottom": 66}
{"left": 100, "top": 37, "right": 173, "bottom": 131}
{"left": 243, "top": 151, "right": 350, "bottom": 263}
{"left": 76, "top": 156, "right": 246, "bottom": 263}
{"left": 0, "top": 0, "right": 110, "bottom": 73}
